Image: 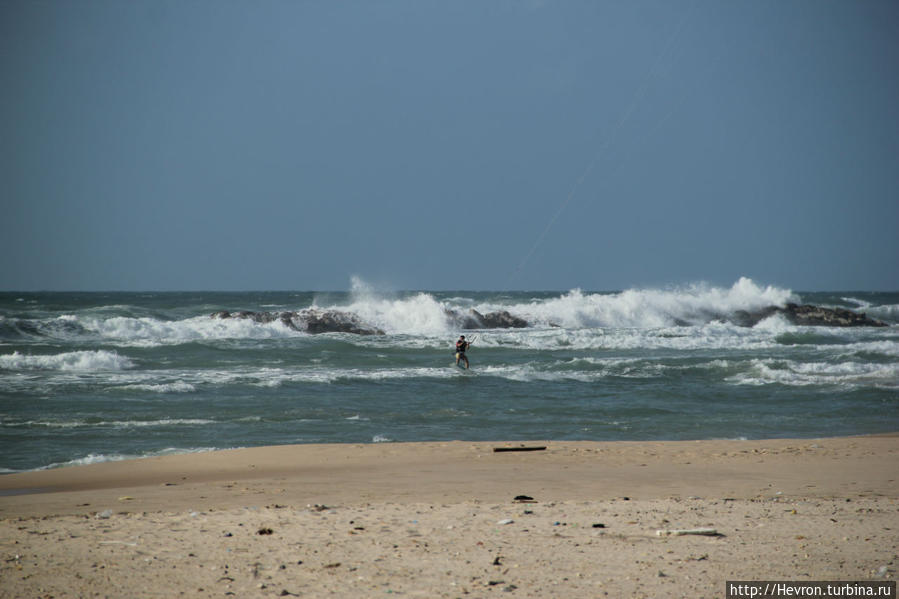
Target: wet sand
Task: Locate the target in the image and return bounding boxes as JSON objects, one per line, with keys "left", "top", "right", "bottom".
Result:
{"left": 1, "top": 435, "right": 897, "bottom": 597}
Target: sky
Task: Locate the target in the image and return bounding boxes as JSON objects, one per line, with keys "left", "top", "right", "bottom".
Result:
{"left": 1, "top": 0, "right": 897, "bottom": 292}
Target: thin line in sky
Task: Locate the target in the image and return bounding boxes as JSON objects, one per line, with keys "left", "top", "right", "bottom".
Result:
{"left": 507, "top": 4, "right": 695, "bottom": 288}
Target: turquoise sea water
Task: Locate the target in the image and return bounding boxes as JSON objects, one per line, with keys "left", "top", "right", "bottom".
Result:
{"left": 1, "top": 278, "right": 897, "bottom": 472}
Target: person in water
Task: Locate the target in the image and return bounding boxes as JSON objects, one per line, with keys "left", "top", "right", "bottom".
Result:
{"left": 455, "top": 335, "right": 470, "bottom": 369}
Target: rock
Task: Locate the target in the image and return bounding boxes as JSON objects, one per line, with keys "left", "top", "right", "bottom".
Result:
{"left": 780, "top": 303, "right": 887, "bottom": 327}
{"left": 478, "top": 310, "right": 528, "bottom": 328}
{"left": 731, "top": 307, "right": 780, "bottom": 327}
{"left": 443, "top": 308, "right": 482, "bottom": 329}
{"left": 210, "top": 310, "right": 384, "bottom": 335}
{"left": 445, "top": 308, "right": 529, "bottom": 329}
{"left": 731, "top": 304, "right": 887, "bottom": 328}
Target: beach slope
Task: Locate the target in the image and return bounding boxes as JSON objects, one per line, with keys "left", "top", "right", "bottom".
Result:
{"left": 1, "top": 435, "right": 897, "bottom": 597}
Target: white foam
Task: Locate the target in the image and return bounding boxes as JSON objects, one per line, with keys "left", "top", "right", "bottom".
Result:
{"left": 78, "top": 314, "right": 300, "bottom": 347}
{"left": 0, "top": 350, "right": 133, "bottom": 371}
{"left": 838, "top": 340, "right": 899, "bottom": 358}
{"left": 445, "top": 322, "right": 778, "bottom": 353}
{"left": 752, "top": 313, "right": 794, "bottom": 333}
{"left": 841, "top": 297, "right": 872, "bottom": 309}
{"left": 118, "top": 381, "right": 197, "bottom": 393}
{"left": 6, "top": 418, "right": 215, "bottom": 429}
{"left": 323, "top": 276, "right": 800, "bottom": 336}
{"left": 16, "top": 277, "right": 819, "bottom": 348}
{"left": 242, "top": 366, "right": 459, "bottom": 386}
{"left": 36, "top": 447, "right": 218, "bottom": 471}
{"left": 38, "top": 453, "right": 135, "bottom": 469}
{"left": 477, "top": 363, "right": 601, "bottom": 383}
{"left": 472, "top": 357, "right": 737, "bottom": 383}
{"left": 500, "top": 278, "right": 797, "bottom": 329}
{"left": 729, "top": 358, "right": 899, "bottom": 389}
{"left": 341, "top": 278, "right": 453, "bottom": 335}
{"left": 868, "top": 303, "right": 899, "bottom": 322}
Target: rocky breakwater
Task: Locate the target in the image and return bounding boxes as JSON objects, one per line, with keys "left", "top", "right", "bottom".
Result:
{"left": 445, "top": 308, "right": 529, "bottom": 330}
{"left": 731, "top": 303, "right": 888, "bottom": 328}
{"left": 212, "top": 307, "right": 531, "bottom": 335}
{"left": 212, "top": 303, "right": 886, "bottom": 334}
{"left": 211, "top": 309, "right": 385, "bottom": 335}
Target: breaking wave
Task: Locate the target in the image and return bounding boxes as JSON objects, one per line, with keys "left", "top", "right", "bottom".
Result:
{"left": 34, "top": 447, "right": 219, "bottom": 471}
{"left": 4, "top": 418, "right": 215, "bottom": 429}
{"left": 728, "top": 359, "right": 899, "bottom": 389}
{"left": 0, "top": 350, "right": 133, "bottom": 371}
{"left": 326, "top": 276, "right": 800, "bottom": 334}
{"left": 3, "top": 279, "right": 892, "bottom": 348}
{"left": 502, "top": 278, "right": 796, "bottom": 329}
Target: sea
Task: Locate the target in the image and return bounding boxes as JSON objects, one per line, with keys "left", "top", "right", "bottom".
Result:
{"left": 1, "top": 277, "right": 897, "bottom": 473}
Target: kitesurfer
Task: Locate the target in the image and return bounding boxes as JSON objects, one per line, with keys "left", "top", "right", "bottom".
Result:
{"left": 455, "top": 335, "right": 470, "bottom": 369}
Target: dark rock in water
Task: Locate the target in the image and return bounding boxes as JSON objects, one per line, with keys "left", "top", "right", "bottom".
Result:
{"left": 210, "top": 309, "right": 384, "bottom": 335}
{"left": 298, "top": 309, "right": 385, "bottom": 335}
{"left": 731, "top": 304, "right": 887, "bottom": 328}
{"left": 477, "top": 310, "right": 528, "bottom": 329}
{"left": 217, "top": 306, "right": 532, "bottom": 334}
{"left": 446, "top": 308, "right": 483, "bottom": 330}
{"left": 780, "top": 303, "right": 887, "bottom": 327}
{"left": 446, "top": 308, "right": 529, "bottom": 329}
{"left": 731, "top": 307, "right": 780, "bottom": 328}
{"left": 463, "top": 309, "right": 486, "bottom": 328}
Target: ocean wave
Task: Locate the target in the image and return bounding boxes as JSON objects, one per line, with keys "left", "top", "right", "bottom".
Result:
{"left": 307, "top": 276, "right": 799, "bottom": 335}
{"left": 836, "top": 340, "right": 899, "bottom": 359}
{"left": 208, "top": 358, "right": 749, "bottom": 386}
{"left": 344, "top": 286, "right": 453, "bottom": 335}
{"left": 867, "top": 303, "right": 899, "bottom": 323}
{"left": 3, "top": 418, "right": 215, "bottom": 429}
{"left": 473, "top": 357, "right": 744, "bottom": 383}
{"left": 342, "top": 321, "right": 784, "bottom": 354}
{"left": 79, "top": 314, "right": 301, "bottom": 347}
{"left": 8, "top": 279, "right": 884, "bottom": 348}
{"left": 0, "top": 311, "right": 304, "bottom": 347}
{"left": 34, "top": 447, "right": 219, "bottom": 471}
{"left": 0, "top": 350, "right": 133, "bottom": 371}
{"left": 502, "top": 278, "right": 797, "bottom": 329}
{"left": 0, "top": 315, "right": 91, "bottom": 341}
{"left": 841, "top": 297, "right": 872, "bottom": 309}
{"left": 728, "top": 359, "right": 899, "bottom": 389}
{"left": 117, "top": 381, "right": 197, "bottom": 393}
{"left": 241, "top": 366, "right": 460, "bottom": 386}
{"left": 421, "top": 323, "right": 780, "bottom": 352}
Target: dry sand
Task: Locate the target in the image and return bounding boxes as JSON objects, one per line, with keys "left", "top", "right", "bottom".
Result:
{"left": 1, "top": 435, "right": 897, "bottom": 598}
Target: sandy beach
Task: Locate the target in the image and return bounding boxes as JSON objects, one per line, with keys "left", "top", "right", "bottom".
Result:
{"left": 1, "top": 435, "right": 897, "bottom": 597}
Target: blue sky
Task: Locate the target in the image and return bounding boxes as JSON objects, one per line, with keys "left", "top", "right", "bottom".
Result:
{"left": 2, "top": 0, "right": 897, "bottom": 291}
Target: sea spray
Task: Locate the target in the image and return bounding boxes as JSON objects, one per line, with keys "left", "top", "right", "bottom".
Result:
{"left": 302, "top": 278, "right": 802, "bottom": 334}
{"left": 498, "top": 278, "right": 798, "bottom": 329}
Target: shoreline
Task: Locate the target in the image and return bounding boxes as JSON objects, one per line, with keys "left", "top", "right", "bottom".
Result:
{"left": 1, "top": 434, "right": 896, "bottom": 518}
{"left": 2, "top": 435, "right": 897, "bottom": 598}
